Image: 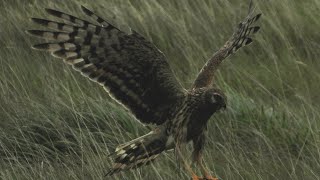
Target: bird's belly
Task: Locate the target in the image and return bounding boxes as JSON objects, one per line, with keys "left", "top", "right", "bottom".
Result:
{"left": 186, "top": 119, "right": 207, "bottom": 141}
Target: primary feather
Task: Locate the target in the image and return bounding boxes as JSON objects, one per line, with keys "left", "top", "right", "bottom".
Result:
{"left": 27, "top": 6, "right": 185, "bottom": 125}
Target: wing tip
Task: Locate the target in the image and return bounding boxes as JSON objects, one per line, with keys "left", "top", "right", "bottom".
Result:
{"left": 45, "top": 8, "right": 62, "bottom": 17}
{"left": 52, "top": 49, "right": 66, "bottom": 58}
{"left": 252, "top": 13, "right": 262, "bottom": 23}
{"left": 30, "top": 18, "right": 48, "bottom": 25}
{"left": 245, "top": 37, "right": 253, "bottom": 45}
{"left": 80, "top": 5, "right": 94, "bottom": 16}
{"left": 253, "top": 26, "right": 260, "bottom": 33}
{"left": 32, "top": 43, "right": 50, "bottom": 50}
{"left": 25, "top": 30, "right": 42, "bottom": 36}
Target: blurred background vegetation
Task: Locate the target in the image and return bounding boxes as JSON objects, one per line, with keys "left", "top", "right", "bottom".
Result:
{"left": 0, "top": 0, "right": 319, "bottom": 179}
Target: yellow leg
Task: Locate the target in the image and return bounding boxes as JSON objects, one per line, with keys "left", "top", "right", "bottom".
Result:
{"left": 194, "top": 153, "right": 218, "bottom": 180}
{"left": 175, "top": 146, "right": 201, "bottom": 180}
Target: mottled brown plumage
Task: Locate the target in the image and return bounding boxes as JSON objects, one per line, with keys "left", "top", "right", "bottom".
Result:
{"left": 27, "top": 4, "right": 261, "bottom": 179}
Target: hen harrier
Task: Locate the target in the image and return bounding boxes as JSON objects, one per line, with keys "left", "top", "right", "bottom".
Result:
{"left": 27, "top": 3, "right": 261, "bottom": 180}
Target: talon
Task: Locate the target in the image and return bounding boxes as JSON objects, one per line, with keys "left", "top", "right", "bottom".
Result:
{"left": 191, "top": 175, "right": 201, "bottom": 180}
{"left": 205, "top": 176, "right": 218, "bottom": 180}
{"left": 191, "top": 176, "right": 218, "bottom": 180}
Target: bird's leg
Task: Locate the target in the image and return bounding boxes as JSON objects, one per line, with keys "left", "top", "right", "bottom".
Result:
{"left": 192, "top": 133, "right": 218, "bottom": 180}
{"left": 193, "top": 152, "right": 217, "bottom": 180}
{"left": 175, "top": 145, "right": 200, "bottom": 180}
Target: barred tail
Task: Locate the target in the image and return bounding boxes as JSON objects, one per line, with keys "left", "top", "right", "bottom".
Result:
{"left": 106, "top": 131, "right": 166, "bottom": 176}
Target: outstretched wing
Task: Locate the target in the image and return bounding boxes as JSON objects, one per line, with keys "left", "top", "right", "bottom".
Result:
{"left": 27, "top": 6, "right": 185, "bottom": 125}
{"left": 192, "top": 7, "right": 261, "bottom": 89}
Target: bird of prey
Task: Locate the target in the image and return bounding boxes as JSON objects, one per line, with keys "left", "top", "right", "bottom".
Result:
{"left": 27, "top": 3, "right": 261, "bottom": 180}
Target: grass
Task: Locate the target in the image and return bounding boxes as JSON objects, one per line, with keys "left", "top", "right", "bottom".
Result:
{"left": 0, "top": 0, "right": 320, "bottom": 179}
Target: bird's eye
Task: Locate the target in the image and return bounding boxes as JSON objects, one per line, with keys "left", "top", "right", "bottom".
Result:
{"left": 212, "top": 93, "right": 224, "bottom": 104}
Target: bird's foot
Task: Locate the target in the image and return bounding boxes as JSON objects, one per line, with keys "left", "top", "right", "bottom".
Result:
{"left": 191, "top": 175, "right": 218, "bottom": 180}
{"left": 204, "top": 176, "right": 218, "bottom": 180}
{"left": 192, "top": 174, "right": 203, "bottom": 180}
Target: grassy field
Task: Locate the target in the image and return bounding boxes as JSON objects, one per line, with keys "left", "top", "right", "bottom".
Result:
{"left": 0, "top": 0, "right": 320, "bottom": 179}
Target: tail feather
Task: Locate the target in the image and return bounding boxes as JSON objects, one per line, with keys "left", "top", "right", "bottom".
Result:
{"left": 106, "top": 131, "right": 166, "bottom": 176}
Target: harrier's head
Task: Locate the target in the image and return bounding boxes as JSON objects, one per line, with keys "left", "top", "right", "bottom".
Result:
{"left": 203, "top": 88, "right": 227, "bottom": 111}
